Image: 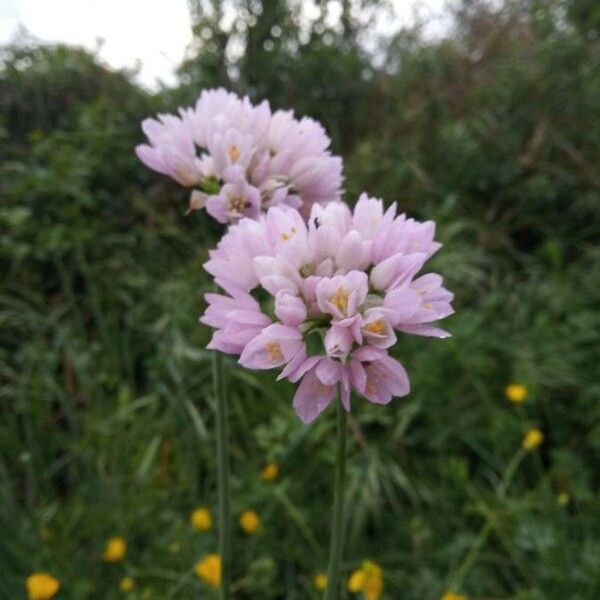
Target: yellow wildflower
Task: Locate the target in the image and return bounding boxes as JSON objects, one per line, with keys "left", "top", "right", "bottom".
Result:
{"left": 103, "top": 536, "right": 127, "bottom": 562}
{"left": 441, "top": 592, "right": 467, "bottom": 600}
{"left": 347, "top": 560, "right": 383, "bottom": 600}
{"left": 348, "top": 568, "right": 365, "bottom": 592}
{"left": 314, "top": 571, "right": 327, "bottom": 591}
{"left": 195, "top": 553, "right": 221, "bottom": 588}
{"left": 557, "top": 492, "right": 570, "bottom": 506}
{"left": 190, "top": 506, "right": 213, "bottom": 531}
{"left": 239, "top": 510, "right": 260, "bottom": 534}
{"left": 26, "top": 573, "right": 60, "bottom": 600}
{"left": 505, "top": 383, "right": 528, "bottom": 403}
{"left": 522, "top": 428, "right": 544, "bottom": 451}
{"left": 260, "top": 462, "right": 279, "bottom": 481}
{"left": 120, "top": 577, "right": 135, "bottom": 592}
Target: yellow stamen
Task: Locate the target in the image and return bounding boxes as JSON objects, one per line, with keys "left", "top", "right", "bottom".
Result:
{"left": 364, "top": 319, "right": 386, "bottom": 335}
{"left": 228, "top": 144, "right": 240, "bottom": 162}
{"left": 281, "top": 226, "right": 297, "bottom": 241}
{"left": 266, "top": 341, "right": 283, "bottom": 362}
{"left": 330, "top": 287, "right": 350, "bottom": 313}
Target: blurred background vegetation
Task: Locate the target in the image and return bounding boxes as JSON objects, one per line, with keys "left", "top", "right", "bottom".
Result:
{"left": 1, "top": 0, "right": 599, "bottom": 598}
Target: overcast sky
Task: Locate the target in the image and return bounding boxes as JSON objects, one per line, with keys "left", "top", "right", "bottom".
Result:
{"left": 0, "top": 0, "right": 448, "bottom": 88}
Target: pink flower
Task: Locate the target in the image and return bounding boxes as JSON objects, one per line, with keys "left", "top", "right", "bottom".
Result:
{"left": 316, "top": 272, "right": 369, "bottom": 319}
{"left": 239, "top": 324, "right": 304, "bottom": 369}
{"left": 205, "top": 179, "right": 261, "bottom": 224}
{"left": 136, "top": 88, "right": 343, "bottom": 222}
{"left": 204, "top": 218, "right": 271, "bottom": 295}
{"left": 135, "top": 114, "right": 203, "bottom": 186}
{"left": 200, "top": 292, "right": 271, "bottom": 354}
{"left": 201, "top": 194, "right": 454, "bottom": 423}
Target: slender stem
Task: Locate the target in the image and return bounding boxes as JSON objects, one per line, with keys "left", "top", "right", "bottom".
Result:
{"left": 452, "top": 520, "right": 494, "bottom": 589}
{"left": 213, "top": 350, "right": 231, "bottom": 599}
{"left": 450, "top": 448, "right": 526, "bottom": 591}
{"left": 324, "top": 397, "right": 348, "bottom": 600}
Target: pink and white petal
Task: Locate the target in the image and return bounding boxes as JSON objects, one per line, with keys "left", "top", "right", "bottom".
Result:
{"left": 274, "top": 291, "right": 307, "bottom": 326}
{"left": 362, "top": 310, "right": 397, "bottom": 349}
{"left": 379, "top": 355, "right": 411, "bottom": 397}
{"left": 383, "top": 288, "right": 422, "bottom": 325}
{"left": 361, "top": 354, "right": 410, "bottom": 404}
{"left": 253, "top": 256, "right": 276, "bottom": 280}
{"left": 315, "top": 359, "right": 342, "bottom": 386}
{"left": 352, "top": 194, "right": 384, "bottom": 240}
{"left": 292, "top": 369, "right": 336, "bottom": 423}
{"left": 371, "top": 253, "right": 427, "bottom": 291}
{"left": 348, "top": 359, "right": 367, "bottom": 394}
{"left": 324, "top": 324, "right": 353, "bottom": 358}
{"left": 345, "top": 271, "right": 369, "bottom": 305}
{"left": 260, "top": 274, "right": 299, "bottom": 295}
{"left": 336, "top": 231, "right": 365, "bottom": 271}
{"left": 352, "top": 346, "right": 386, "bottom": 363}
{"left": 239, "top": 326, "right": 302, "bottom": 369}
{"left": 397, "top": 324, "right": 452, "bottom": 338}
{"left": 280, "top": 354, "right": 321, "bottom": 383}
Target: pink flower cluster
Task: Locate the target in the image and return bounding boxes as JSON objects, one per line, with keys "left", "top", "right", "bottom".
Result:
{"left": 201, "top": 195, "right": 454, "bottom": 423}
{"left": 136, "top": 88, "right": 343, "bottom": 223}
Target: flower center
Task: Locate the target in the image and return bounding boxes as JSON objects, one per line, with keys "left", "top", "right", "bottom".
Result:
{"left": 330, "top": 287, "right": 350, "bottom": 313}
{"left": 364, "top": 319, "right": 385, "bottom": 335}
{"left": 228, "top": 194, "right": 247, "bottom": 213}
{"left": 281, "top": 227, "right": 297, "bottom": 241}
{"left": 300, "top": 263, "right": 315, "bottom": 277}
{"left": 265, "top": 341, "right": 283, "bottom": 362}
{"left": 228, "top": 144, "right": 240, "bottom": 162}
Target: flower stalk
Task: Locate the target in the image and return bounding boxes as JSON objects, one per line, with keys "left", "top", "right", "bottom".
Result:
{"left": 213, "top": 350, "right": 231, "bottom": 599}
{"left": 324, "top": 395, "right": 348, "bottom": 600}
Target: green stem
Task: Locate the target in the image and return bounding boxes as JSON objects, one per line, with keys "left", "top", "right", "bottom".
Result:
{"left": 450, "top": 447, "right": 526, "bottom": 591}
{"left": 324, "top": 397, "right": 348, "bottom": 600}
{"left": 213, "top": 350, "right": 231, "bottom": 599}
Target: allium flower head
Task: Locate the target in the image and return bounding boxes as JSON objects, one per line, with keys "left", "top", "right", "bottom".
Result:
{"left": 136, "top": 88, "right": 343, "bottom": 222}
{"left": 201, "top": 195, "right": 454, "bottom": 423}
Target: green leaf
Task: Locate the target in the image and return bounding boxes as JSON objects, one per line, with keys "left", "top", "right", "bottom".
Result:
{"left": 304, "top": 329, "right": 325, "bottom": 357}
{"left": 198, "top": 176, "right": 220, "bottom": 195}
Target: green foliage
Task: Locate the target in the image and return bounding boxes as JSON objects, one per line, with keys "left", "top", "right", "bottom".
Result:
{"left": 1, "top": 1, "right": 599, "bottom": 598}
